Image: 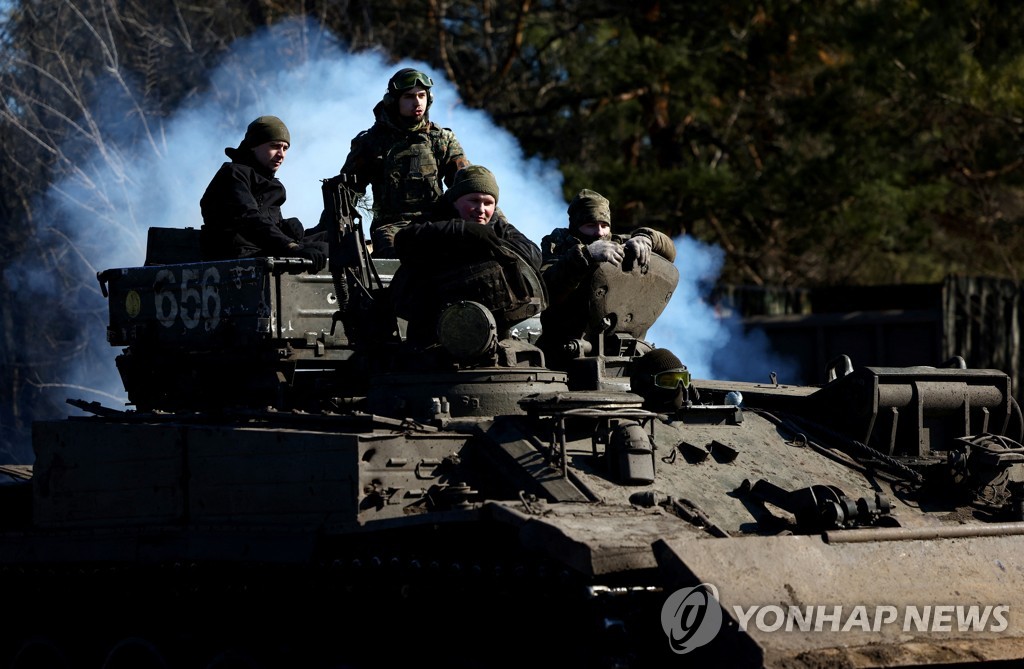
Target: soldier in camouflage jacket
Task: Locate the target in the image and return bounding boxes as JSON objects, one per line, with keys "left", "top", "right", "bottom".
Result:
{"left": 539, "top": 189, "right": 676, "bottom": 366}
{"left": 338, "top": 68, "right": 470, "bottom": 257}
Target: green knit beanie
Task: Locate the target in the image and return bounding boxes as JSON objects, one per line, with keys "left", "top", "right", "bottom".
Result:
{"left": 243, "top": 115, "right": 291, "bottom": 148}
{"left": 567, "top": 189, "right": 611, "bottom": 233}
{"left": 447, "top": 165, "right": 499, "bottom": 204}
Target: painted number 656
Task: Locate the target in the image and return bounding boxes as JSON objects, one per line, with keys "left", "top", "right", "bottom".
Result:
{"left": 154, "top": 267, "right": 221, "bottom": 330}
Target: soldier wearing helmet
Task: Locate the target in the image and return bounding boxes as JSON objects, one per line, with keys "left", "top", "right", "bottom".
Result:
{"left": 335, "top": 68, "right": 470, "bottom": 257}
{"left": 538, "top": 189, "right": 677, "bottom": 367}
{"left": 629, "top": 347, "right": 692, "bottom": 412}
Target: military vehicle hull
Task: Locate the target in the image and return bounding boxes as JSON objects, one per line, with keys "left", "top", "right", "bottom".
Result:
{"left": 7, "top": 372, "right": 1024, "bottom": 668}
{"left": 4, "top": 224, "right": 1024, "bottom": 668}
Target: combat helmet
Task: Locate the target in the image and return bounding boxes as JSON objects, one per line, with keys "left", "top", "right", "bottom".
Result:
{"left": 630, "top": 348, "right": 691, "bottom": 412}
{"left": 384, "top": 68, "right": 435, "bottom": 112}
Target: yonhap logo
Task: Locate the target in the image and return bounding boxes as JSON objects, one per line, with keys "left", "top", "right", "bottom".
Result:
{"left": 659, "top": 583, "right": 1011, "bottom": 652}
{"left": 660, "top": 583, "right": 724, "bottom": 653}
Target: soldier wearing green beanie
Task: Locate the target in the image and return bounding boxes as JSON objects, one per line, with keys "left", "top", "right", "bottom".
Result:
{"left": 391, "top": 166, "right": 543, "bottom": 345}
{"left": 538, "top": 188, "right": 677, "bottom": 367}
{"left": 445, "top": 165, "right": 500, "bottom": 205}
{"left": 567, "top": 188, "right": 611, "bottom": 232}
{"left": 200, "top": 115, "right": 328, "bottom": 273}
{"left": 239, "top": 115, "right": 291, "bottom": 150}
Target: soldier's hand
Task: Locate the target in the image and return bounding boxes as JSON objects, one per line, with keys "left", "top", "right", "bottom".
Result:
{"left": 460, "top": 220, "right": 503, "bottom": 255}
{"left": 295, "top": 243, "right": 328, "bottom": 274}
{"left": 624, "top": 235, "right": 653, "bottom": 267}
{"left": 587, "top": 239, "right": 625, "bottom": 265}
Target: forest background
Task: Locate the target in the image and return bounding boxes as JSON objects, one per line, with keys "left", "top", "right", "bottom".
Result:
{"left": 1, "top": 0, "right": 1023, "bottom": 463}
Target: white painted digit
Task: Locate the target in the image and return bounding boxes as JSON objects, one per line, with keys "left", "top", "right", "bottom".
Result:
{"left": 201, "top": 266, "right": 221, "bottom": 331}
{"left": 179, "top": 268, "right": 201, "bottom": 329}
{"left": 154, "top": 269, "right": 178, "bottom": 328}
{"left": 153, "top": 266, "right": 226, "bottom": 330}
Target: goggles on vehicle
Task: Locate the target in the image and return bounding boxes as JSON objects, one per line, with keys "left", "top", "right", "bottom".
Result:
{"left": 653, "top": 368, "right": 691, "bottom": 390}
{"left": 389, "top": 70, "right": 434, "bottom": 91}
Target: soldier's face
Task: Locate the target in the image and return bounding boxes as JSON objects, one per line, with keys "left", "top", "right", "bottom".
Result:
{"left": 252, "top": 140, "right": 289, "bottom": 173}
{"left": 399, "top": 86, "right": 429, "bottom": 119}
{"left": 578, "top": 221, "right": 611, "bottom": 241}
{"left": 454, "top": 193, "right": 496, "bottom": 225}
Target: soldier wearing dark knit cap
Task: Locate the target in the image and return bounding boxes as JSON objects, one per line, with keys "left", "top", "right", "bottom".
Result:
{"left": 445, "top": 164, "right": 500, "bottom": 209}
{"left": 242, "top": 115, "right": 291, "bottom": 150}
{"left": 200, "top": 115, "right": 328, "bottom": 273}
{"left": 391, "top": 165, "right": 543, "bottom": 345}
{"left": 538, "top": 188, "right": 677, "bottom": 366}
{"left": 334, "top": 68, "right": 470, "bottom": 258}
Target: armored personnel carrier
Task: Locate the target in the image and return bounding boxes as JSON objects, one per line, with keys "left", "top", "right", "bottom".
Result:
{"left": 3, "top": 178, "right": 1024, "bottom": 669}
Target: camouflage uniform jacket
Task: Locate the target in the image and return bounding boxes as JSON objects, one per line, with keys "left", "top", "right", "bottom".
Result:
{"left": 539, "top": 226, "right": 675, "bottom": 350}
{"left": 340, "top": 101, "right": 469, "bottom": 229}
{"left": 199, "top": 148, "right": 299, "bottom": 260}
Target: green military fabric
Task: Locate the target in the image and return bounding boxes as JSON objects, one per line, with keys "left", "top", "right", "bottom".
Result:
{"left": 540, "top": 227, "right": 675, "bottom": 305}
{"left": 567, "top": 189, "right": 611, "bottom": 232}
{"left": 385, "top": 69, "right": 435, "bottom": 100}
{"left": 337, "top": 72, "right": 469, "bottom": 258}
{"left": 446, "top": 165, "right": 500, "bottom": 203}
{"left": 391, "top": 216, "right": 544, "bottom": 345}
{"left": 241, "top": 116, "right": 290, "bottom": 150}
{"left": 538, "top": 226, "right": 676, "bottom": 366}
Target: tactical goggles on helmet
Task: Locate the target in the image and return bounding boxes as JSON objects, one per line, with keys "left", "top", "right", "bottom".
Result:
{"left": 653, "top": 368, "right": 691, "bottom": 390}
{"left": 389, "top": 70, "right": 434, "bottom": 92}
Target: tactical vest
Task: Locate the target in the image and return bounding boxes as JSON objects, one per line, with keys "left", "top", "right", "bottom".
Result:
{"left": 376, "top": 128, "right": 444, "bottom": 220}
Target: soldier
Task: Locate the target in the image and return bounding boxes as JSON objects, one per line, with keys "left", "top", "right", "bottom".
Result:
{"left": 629, "top": 347, "right": 691, "bottom": 412}
{"left": 391, "top": 166, "right": 543, "bottom": 344}
{"left": 200, "top": 115, "right": 328, "bottom": 273}
{"left": 410, "top": 165, "right": 541, "bottom": 268}
{"left": 538, "top": 188, "right": 677, "bottom": 365}
{"left": 338, "top": 68, "right": 470, "bottom": 258}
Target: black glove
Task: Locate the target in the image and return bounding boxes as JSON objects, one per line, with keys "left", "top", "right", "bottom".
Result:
{"left": 459, "top": 220, "right": 503, "bottom": 256}
{"left": 295, "top": 242, "right": 327, "bottom": 274}
{"left": 281, "top": 217, "right": 305, "bottom": 241}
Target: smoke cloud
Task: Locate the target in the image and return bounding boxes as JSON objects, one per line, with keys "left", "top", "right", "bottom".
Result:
{"left": 3, "top": 17, "right": 792, "bottom": 462}
{"left": 647, "top": 236, "right": 797, "bottom": 384}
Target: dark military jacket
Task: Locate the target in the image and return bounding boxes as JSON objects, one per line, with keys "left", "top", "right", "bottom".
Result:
{"left": 391, "top": 217, "right": 543, "bottom": 343}
{"left": 340, "top": 101, "right": 469, "bottom": 229}
{"left": 199, "top": 148, "right": 300, "bottom": 260}
{"left": 538, "top": 226, "right": 676, "bottom": 357}
{"left": 421, "top": 198, "right": 542, "bottom": 271}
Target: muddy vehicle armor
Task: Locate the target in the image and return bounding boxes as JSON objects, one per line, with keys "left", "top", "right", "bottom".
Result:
{"left": 3, "top": 179, "right": 1024, "bottom": 668}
